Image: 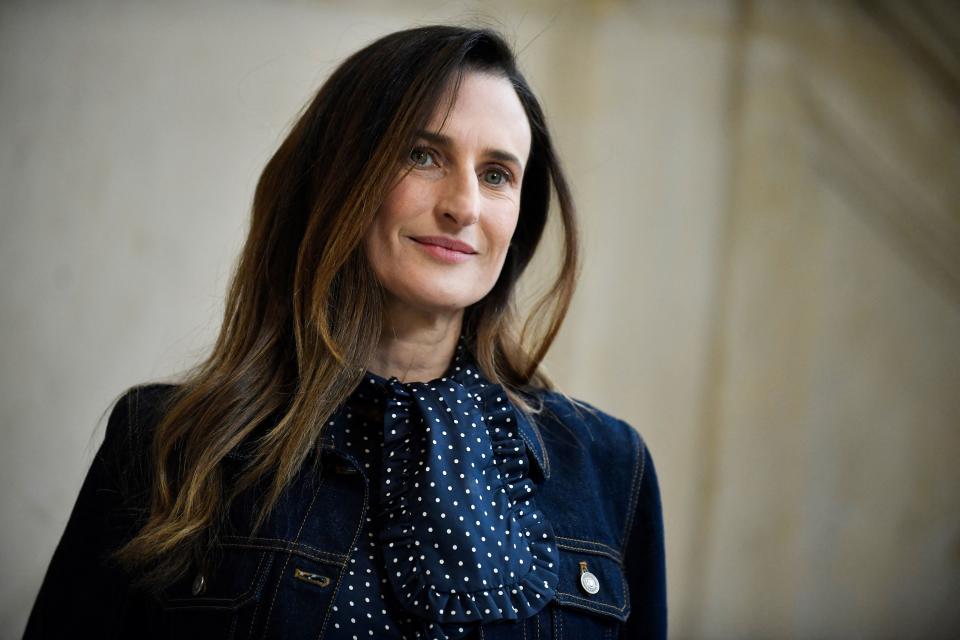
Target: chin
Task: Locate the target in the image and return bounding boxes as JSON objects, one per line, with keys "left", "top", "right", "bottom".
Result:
{"left": 390, "top": 286, "right": 486, "bottom": 315}
{"left": 414, "top": 295, "right": 479, "bottom": 314}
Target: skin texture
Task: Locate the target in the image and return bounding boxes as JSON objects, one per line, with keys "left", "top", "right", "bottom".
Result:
{"left": 363, "top": 72, "right": 533, "bottom": 382}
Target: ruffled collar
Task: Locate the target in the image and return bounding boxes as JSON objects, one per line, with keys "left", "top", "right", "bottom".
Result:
{"left": 356, "top": 338, "right": 550, "bottom": 482}
{"left": 355, "top": 337, "right": 558, "bottom": 637}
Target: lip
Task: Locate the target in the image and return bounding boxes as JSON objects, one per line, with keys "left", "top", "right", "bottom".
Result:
{"left": 410, "top": 236, "right": 477, "bottom": 254}
{"left": 408, "top": 236, "right": 476, "bottom": 264}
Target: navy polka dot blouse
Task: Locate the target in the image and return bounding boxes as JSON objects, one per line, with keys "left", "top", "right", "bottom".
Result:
{"left": 325, "top": 337, "right": 558, "bottom": 639}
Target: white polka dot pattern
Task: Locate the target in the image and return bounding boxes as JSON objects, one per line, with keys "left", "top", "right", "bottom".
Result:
{"left": 325, "top": 337, "right": 558, "bottom": 639}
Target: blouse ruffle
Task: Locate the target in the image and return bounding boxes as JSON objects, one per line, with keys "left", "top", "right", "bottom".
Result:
{"left": 372, "top": 354, "right": 558, "bottom": 629}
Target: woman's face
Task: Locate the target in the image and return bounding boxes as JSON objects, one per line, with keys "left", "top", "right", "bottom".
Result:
{"left": 364, "top": 71, "right": 532, "bottom": 316}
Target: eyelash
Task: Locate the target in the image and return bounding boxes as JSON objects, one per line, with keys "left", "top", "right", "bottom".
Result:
{"left": 409, "top": 146, "right": 438, "bottom": 168}
{"left": 482, "top": 167, "right": 512, "bottom": 187}
{"left": 409, "top": 146, "right": 514, "bottom": 187}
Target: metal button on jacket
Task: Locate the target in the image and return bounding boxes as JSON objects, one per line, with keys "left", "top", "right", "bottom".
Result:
{"left": 579, "top": 561, "right": 600, "bottom": 595}
{"left": 191, "top": 573, "right": 206, "bottom": 596}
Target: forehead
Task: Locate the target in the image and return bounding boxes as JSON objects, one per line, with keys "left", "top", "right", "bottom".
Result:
{"left": 426, "top": 71, "right": 533, "bottom": 164}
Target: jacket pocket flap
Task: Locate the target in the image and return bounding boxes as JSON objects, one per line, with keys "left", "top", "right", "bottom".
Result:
{"left": 162, "top": 546, "right": 271, "bottom": 610}
{"left": 552, "top": 539, "right": 630, "bottom": 622}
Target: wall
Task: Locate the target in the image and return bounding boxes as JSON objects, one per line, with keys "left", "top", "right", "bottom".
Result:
{"left": 2, "top": 1, "right": 957, "bottom": 637}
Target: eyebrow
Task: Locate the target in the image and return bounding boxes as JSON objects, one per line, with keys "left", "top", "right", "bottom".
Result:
{"left": 415, "top": 129, "right": 525, "bottom": 172}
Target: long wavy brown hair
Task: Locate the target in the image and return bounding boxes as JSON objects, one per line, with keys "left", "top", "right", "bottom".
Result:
{"left": 113, "top": 25, "right": 580, "bottom": 593}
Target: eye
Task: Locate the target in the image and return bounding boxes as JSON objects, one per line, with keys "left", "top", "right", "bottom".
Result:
{"left": 482, "top": 167, "right": 511, "bottom": 186}
{"left": 409, "top": 146, "right": 438, "bottom": 168}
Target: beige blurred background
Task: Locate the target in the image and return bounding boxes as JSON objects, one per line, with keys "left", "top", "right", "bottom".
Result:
{"left": 2, "top": 0, "right": 958, "bottom": 637}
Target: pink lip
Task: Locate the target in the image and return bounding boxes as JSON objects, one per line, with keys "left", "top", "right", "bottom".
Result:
{"left": 409, "top": 236, "right": 476, "bottom": 264}
{"left": 410, "top": 236, "right": 477, "bottom": 254}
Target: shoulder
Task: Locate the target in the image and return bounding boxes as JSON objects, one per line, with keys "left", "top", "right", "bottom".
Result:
{"left": 100, "top": 383, "right": 180, "bottom": 491}
{"left": 533, "top": 389, "right": 648, "bottom": 474}
{"left": 526, "top": 388, "right": 653, "bottom": 549}
{"left": 105, "top": 383, "right": 179, "bottom": 445}
{"left": 118, "top": 382, "right": 180, "bottom": 417}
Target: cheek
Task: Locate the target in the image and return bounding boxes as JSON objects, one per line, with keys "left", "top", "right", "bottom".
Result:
{"left": 364, "top": 185, "right": 414, "bottom": 256}
{"left": 378, "top": 178, "right": 426, "bottom": 227}
{"left": 362, "top": 217, "right": 397, "bottom": 287}
{"left": 486, "top": 207, "right": 520, "bottom": 260}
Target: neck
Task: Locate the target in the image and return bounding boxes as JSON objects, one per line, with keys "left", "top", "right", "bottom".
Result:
{"left": 367, "top": 301, "right": 465, "bottom": 383}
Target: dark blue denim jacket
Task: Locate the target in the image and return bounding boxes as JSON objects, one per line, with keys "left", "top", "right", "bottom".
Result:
{"left": 24, "top": 383, "right": 665, "bottom": 639}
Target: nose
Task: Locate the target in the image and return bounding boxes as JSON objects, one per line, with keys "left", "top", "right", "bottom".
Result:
{"left": 437, "top": 168, "right": 480, "bottom": 227}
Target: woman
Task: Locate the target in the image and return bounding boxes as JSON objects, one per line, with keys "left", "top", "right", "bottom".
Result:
{"left": 25, "top": 25, "right": 665, "bottom": 639}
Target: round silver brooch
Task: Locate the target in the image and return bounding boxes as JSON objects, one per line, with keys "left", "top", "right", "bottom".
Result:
{"left": 579, "top": 570, "right": 600, "bottom": 595}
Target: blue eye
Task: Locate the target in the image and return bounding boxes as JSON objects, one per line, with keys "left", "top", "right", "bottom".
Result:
{"left": 409, "top": 147, "right": 437, "bottom": 167}
{"left": 483, "top": 168, "right": 510, "bottom": 186}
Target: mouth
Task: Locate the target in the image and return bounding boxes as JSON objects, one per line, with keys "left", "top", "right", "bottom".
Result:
{"left": 409, "top": 236, "right": 477, "bottom": 254}
{"left": 408, "top": 236, "right": 477, "bottom": 264}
